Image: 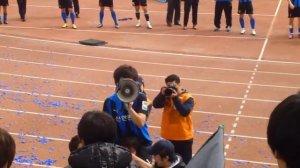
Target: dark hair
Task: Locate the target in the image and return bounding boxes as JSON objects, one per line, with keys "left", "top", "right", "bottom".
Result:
{"left": 267, "top": 92, "right": 300, "bottom": 168}
{"left": 69, "top": 135, "right": 81, "bottom": 152}
{"left": 165, "top": 74, "right": 180, "bottom": 84}
{"left": 0, "top": 128, "right": 16, "bottom": 168}
{"left": 78, "top": 111, "right": 117, "bottom": 145}
{"left": 113, "top": 64, "right": 138, "bottom": 84}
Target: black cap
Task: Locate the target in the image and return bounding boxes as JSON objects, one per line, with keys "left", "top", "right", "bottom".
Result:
{"left": 137, "top": 76, "right": 144, "bottom": 86}
{"left": 148, "top": 140, "right": 176, "bottom": 157}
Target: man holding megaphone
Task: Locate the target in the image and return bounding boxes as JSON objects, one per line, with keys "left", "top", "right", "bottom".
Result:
{"left": 103, "top": 64, "right": 152, "bottom": 163}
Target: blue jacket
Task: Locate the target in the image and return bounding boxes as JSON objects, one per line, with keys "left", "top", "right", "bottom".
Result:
{"left": 103, "top": 93, "right": 152, "bottom": 146}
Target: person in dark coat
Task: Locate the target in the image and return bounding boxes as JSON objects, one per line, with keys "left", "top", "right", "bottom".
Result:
{"left": 68, "top": 111, "right": 132, "bottom": 168}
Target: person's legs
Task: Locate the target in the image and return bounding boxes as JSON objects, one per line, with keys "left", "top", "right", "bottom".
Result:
{"left": 68, "top": 8, "right": 77, "bottom": 28}
{"left": 298, "top": 17, "right": 300, "bottom": 37}
{"left": 214, "top": 2, "right": 222, "bottom": 31}
{"left": 110, "top": 7, "right": 118, "bottom": 28}
{"left": 174, "top": 0, "right": 181, "bottom": 25}
{"left": 98, "top": 6, "right": 105, "bottom": 27}
{"left": 135, "top": 5, "right": 141, "bottom": 27}
{"left": 142, "top": 6, "right": 152, "bottom": 29}
{"left": 73, "top": 0, "right": 80, "bottom": 17}
{"left": 183, "top": 0, "right": 191, "bottom": 29}
{"left": 289, "top": 17, "right": 294, "bottom": 38}
{"left": 224, "top": 2, "right": 232, "bottom": 32}
{"left": 191, "top": 0, "right": 198, "bottom": 29}
{"left": 170, "top": 139, "right": 193, "bottom": 165}
{"left": 3, "top": 5, "right": 7, "bottom": 24}
{"left": 166, "top": 0, "right": 174, "bottom": 26}
{"left": 239, "top": 14, "right": 246, "bottom": 34}
{"left": 249, "top": 14, "right": 256, "bottom": 35}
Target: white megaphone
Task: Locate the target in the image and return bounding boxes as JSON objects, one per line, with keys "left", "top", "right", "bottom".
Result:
{"left": 116, "top": 79, "right": 139, "bottom": 103}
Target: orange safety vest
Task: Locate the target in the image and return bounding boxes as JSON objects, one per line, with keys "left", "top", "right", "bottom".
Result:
{"left": 160, "top": 92, "right": 194, "bottom": 140}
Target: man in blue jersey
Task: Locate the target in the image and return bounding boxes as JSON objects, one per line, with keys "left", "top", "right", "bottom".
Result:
{"left": 103, "top": 64, "right": 152, "bottom": 163}
{"left": 58, "top": 0, "right": 77, "bottom": 29}
{"left": 287, "top": 0, "right": 300, "bottom": 39}
{"left": 214, "top": 0, "right": 232, "bottom": 32}
{"left": 238, "top": 0, "right": 256, "bottom": 35}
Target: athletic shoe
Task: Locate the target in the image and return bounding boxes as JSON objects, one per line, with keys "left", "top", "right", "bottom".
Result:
{"left": 226, "top": 26, "right": 231, "bottom": 32}
{"left": 62, "top": 23, "right": 68, "bottom": 28}
{"left": 192, "top": 24, "right": 197, "bottom": 30}
{"left": 183, "top": 26, "right": 187, "bottom": 30}
{"left": 251, "top": 29, "right": 256, "bottom": 36}
{"left": 214, "top": 28, "right": 220, "bottom": 32}
{"left": 174, "top": 23, "right": 181, "bottom": 26}
{"left": 72, "top": 24, "right": 77, "bottom": 29}
{"left": 136, "top": 20, "right": 141, "bottom": 27}
{"left": 76, "top": 14, "right": 80, "bottom": 18}
{"left": 146, "top": 21, "right": 152, "bottom": 29}
{"left": 97, "top": 23, "right": 103, "bottom": 28}
{"left": 289, "top": 34, "right": 294, "bottom": 39}
{"left": 115, "top": 24, "right": 119, "bottom": 29}
{"left": 240, "top": 28, "right": 246, "bottom": 34}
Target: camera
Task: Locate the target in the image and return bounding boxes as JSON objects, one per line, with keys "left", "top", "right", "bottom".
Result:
{"left": 164, "top": 86, "right": 177, "bottom": 97}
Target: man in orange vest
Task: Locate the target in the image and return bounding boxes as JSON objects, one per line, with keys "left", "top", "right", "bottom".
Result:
{"left": 153, "top": 74, "right": 194, "bottom": 165}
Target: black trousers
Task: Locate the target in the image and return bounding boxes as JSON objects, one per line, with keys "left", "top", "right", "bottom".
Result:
{"left": 65, "top": 0, "right": 80, "bottom": 15}
{"left": 214, "top": 1, "right": 232, "bottom": 28}
{"left": 170, "top": 139, "right": 193, "bottom": 165}
{"left": 183, "top": 0, "right": 199, "bottom": 26}
{"left": 166, "top": 0, "right": 181, "bottom": 24}
{"left": 17, "top": 0, "right": 26, "bottom": 19}
{"left": 73, "top": 0, "right": 80, "bottom": 14}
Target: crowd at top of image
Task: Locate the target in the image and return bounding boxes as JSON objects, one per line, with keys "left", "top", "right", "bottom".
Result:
{"left": 1, "top": 0, "right": 299, "bottom": 38}
{"left": 0, "top": 64, "right": 300, "bottom": 168}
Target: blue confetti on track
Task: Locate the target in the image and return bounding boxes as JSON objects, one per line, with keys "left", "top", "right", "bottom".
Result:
{"left": 36, "top": 137, "right": 50, "bottom": 145}
{"left": 37, "top": 159, "right": 56, "bottom": 166}
{"left": 14, "top": 155, "right": 56, "bottom": 166}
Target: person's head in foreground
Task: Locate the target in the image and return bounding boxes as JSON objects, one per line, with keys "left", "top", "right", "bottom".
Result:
{"left": 77, "top": 111, "right": 117, "bottom": 145}
{"left": 149, "top": 139, "right": 185, "bottom": 168}
{"left": 68, "top": 111, "right": 132, "bottom": 168}
{"left": 267, "top": 92, "right": 300, "bottom": 168}
{"left": 0, "top": 127, "right": 16, "bottom": 168}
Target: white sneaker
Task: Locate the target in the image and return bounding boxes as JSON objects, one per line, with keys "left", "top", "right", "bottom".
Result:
{"left": 240, "top": 28, "right": 246, "bottom": 34}
{"left": 146, "top": 21, "right": 152, "bottom": 29}
{"left": 97, "top": 23, "right": 103, "bottom": 28}
{"left": 136, "top": 20, "right": 141, "bottom": 27}
{"left": 251, "top": 29, "right": 256, "bottom": 36}
{"left": 226, "top": 26, "right": 231, "bottom": 32}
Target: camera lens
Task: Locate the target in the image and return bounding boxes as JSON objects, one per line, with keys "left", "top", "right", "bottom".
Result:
{"left": 165, "top": 88, "right": 173, "bottom": 96}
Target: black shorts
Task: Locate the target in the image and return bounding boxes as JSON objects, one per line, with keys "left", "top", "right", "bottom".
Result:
{"left": 99, "top": 0, "right": 113, "bottom": 7}
{"left": 288, "top": 7, "right": 300, "bottom": 18}
{"left": 132, "top": 0, "right": 147, "bottom": 6}
{"left": 0, "top": 0, "right": 8, "bottom": 6}
{"left": 58, "top": 0, "right": 73, "bottom": 9}
{"left": 238, "top": 2, "right": 253, "bottom": 14}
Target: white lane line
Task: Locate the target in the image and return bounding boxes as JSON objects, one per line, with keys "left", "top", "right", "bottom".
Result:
{"left": 0, "top": 82, "right": 281, "bottom": 103}
{"left": 13, "top": 162, "right": 62, "bottom": 168}
{"left": 0, "top": 25, "right": 266, "bottom": 40}
{"left": 258, "top": 0, "right": 283, "bottom": 61}
{"left": 0, "top": 70, "right": 298, "bottom": 91}
{"left": 9, "top": 4, "right": 275, "bottom": 17}
{"left": 1, "top": 33, "right": 299, "bottom": 65}
{"left": 225, "top": 158, "right": 277, "bottom": 166}
{"left": 0, "top": 88, "right": 103, "bottom": 103}
{"left": 2, "top": 45, "right": 300, "bottom": 77}
{"left": 0, "top": 34, "right": 263, "bottom": 62}
{"left": 0, "top": 45, "right": 255, "bottom": 73}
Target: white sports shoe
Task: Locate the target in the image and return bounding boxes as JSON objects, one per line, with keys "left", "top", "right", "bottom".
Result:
{"left": 240, "top": 28, "right": 246, "bottom": 34}
{"left": 251, "top": 29, "right": 256, "bottom": 36}
{"left": 146, "top": 21, "right": 152, "bottom": 29}
{"left": 136, "top": 20, "right": 141, "bottom": 27}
